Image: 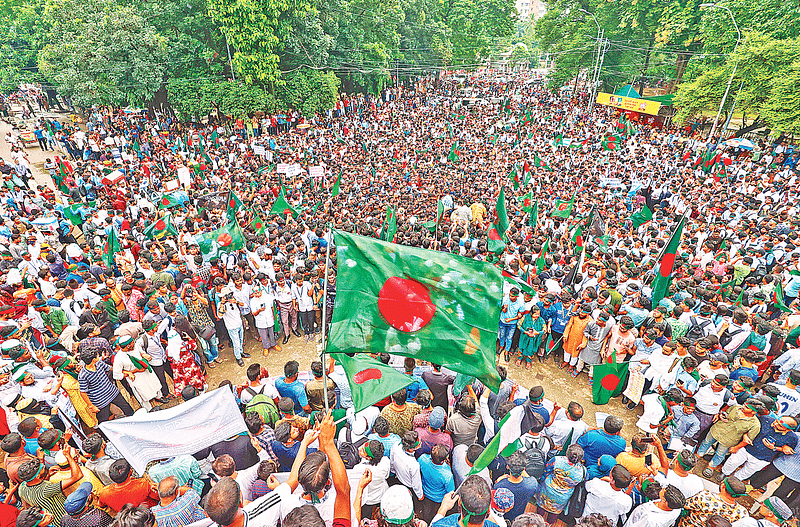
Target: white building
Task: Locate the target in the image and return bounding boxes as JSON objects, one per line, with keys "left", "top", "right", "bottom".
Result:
{"left": 516, "top": 0, "right": 547, "bottom": 20}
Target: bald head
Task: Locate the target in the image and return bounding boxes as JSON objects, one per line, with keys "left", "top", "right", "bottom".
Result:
{"left": 158, "top": 476, "right": 179, "bottom": 500}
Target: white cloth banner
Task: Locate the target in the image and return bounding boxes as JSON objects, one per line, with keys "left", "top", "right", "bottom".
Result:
{"left": 99, "top": 388, "right": 246, "bottom": 475}
{"left": 309, "top": 166, "right": 324, "bottom": 178}
{"left": 287, "top": 163, "right": 302, "bottom": 177}
{"left": 253, "top": 144, "right": 266, "bottom": 156}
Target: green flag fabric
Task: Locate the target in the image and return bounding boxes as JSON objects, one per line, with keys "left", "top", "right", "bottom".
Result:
{"left": 508, "top": 165, "right": 522, "bottom": 190}
{"left": 448, "top": 142, "right": 460, "bottom": 163}
{"left": 226, "top": 191, "right": 244, "bottom": 223}
{"left": 774, "top": 281, "right": 791, "bottom": 313}
{"left": 535, "top": 239, "right": 550, "bottom": 273}
{"left": 326, "top": 230, "right": 503, "bottom": 390}
{"left": 421, "top": 200, "right": 445, "bottom": 233}
{"left": 142, "top": 213, "right": 179, "bottom": 240}
{"left": 488, "top": 188, "right": 509, "bottom": 254}
{"left": 551, "top": 195, "right": 575, "bottom": 219}
{"left": 196, "top": 222, "right": 245, "bottom": 259}
{"left": 331, "top": 172, "right": 343, "bottom": 197}
{"left": 103, "top": 229, "right": 120, "bottom": 268}
{"left": 601, "top": 135, "right": 622, "bottom": 151}
{"left": 332, "top": 353, "right": 414, "bottom": 412}
{"left": 158, "top": 193, "right": 182, "bottom": 209}
{"left": 521, "top": 191, "right": 534, "bottom": 213}
{"left": 62, "top": 202, "right": 96, "bottom": 226}
{"left": 249, "top": 210, "right": 267, "bottom": 234}
{"left": 529, "top": 199, "right": 539, "bottom": 228}
{"left": 651, "top": 214, "right": 686, "bottom": 307}
{"left": 630, "top": 204, "right": 653, "bottom": 229}
{"left": 469, "top": 405, "right": 525, "bottom": 475}
{"left": 381, "top": 207, "right": 398, "bottom": 242}
{"left": 593, "top": 358, "right": 630, "bottom": 405}
{"left": 268, "top": 189, "right": 299, "bottom": 218}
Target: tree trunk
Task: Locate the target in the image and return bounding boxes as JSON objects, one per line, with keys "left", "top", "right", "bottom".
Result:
{"left": 638, "top": 37, "right": 654, "bottom": 95}
{"left": 667, "top": 52, "right": 693, "bottom": 94}
{"left": 733, "top": 118, "right": 766, "bottom": 137}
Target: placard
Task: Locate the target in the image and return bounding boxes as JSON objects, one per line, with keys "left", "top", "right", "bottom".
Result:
{"left": 276, "top": 163, "right": 289, "bottom": 173}
{"left": 252, "top": 144, "right": 266, "bottom": 156}
{"left": 309, "top": 166, "right": 324, "bottom": 178}
{"left": 287, "top": 163, "right": 302, "bottom": 177}
{"left": 163, "top": 179, "right": 180, "bottom": 192}
{"left": 623, "top": 368, "right": 646, "bottom": 405}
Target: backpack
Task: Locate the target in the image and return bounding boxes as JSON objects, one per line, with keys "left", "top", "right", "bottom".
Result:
{"left": 686, "top": 316, "right": 713, "bottom": 341}
{"left": 522, "top": 435, "right": 551, "bottom": 480}
{"left": 244, "top": 387, "right": 279, "bottom": 427}
{"left": 338, "top": 427, "right": 368, "bottom": 469}
{"left": 719, "top": 326, "right": 744, "bottom": 349}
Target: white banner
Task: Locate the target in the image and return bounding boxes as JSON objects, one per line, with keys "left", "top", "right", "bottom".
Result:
{"left": 276, "top": 163, "right": 289, "bottom": 173}
{"left": 622, "top": 368, "right": 646, "bottom": 405}
{"left": 287, "top": 163, "right": 302, "bottom": 177}
{"left": 265, "top": 150, "right": 274, "bottom": 162}
{"left": 253, "top": 144, "right": 266, "bottom": 156}
{"left": 99, "top": 388, "right": 246, "bottom": 475}
{"left": 309, "top": 166, "right": 324, "bottom": 178}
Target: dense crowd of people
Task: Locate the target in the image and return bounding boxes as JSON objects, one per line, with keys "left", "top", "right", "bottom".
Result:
{"left": 1, "top": 70, "right": 800, "bottom": 527}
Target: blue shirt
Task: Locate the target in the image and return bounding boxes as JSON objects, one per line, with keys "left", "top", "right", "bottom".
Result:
{"left": 432, "top": 515, "right": 499, "bottom": 527}
{"left": 275, "top": 377, "right": 309, "bottom": 414}
{"left": 501, "top": 296, "right": 525, "bottom": 325}
{"left": 746, "top": 415, "right": 799, "bottom": 461}
{"left": 576, "top": 429, "right": 626, "bottom": 468}
{"left": 772, "top": 432, "right": 800, "bottom": 482}
{"left": 405, "top": 373, "right": 428, "bottom": 402}
{"left": 418, "top": 454, "right": 455, "bottom": 502}
{"left": 670, "top": 406, "right": 700, "bottom": 439}
{"left": 729, "top": 366, "right": 759, "bottom": 382}
{"left": 549, "top": 302, "right": 571, "bottom": 333}
{"left": 368, "top": 432, "right": 401, "bottom": 458}
{"left": 494, "top": 475, "right": 538, "bottom": 522}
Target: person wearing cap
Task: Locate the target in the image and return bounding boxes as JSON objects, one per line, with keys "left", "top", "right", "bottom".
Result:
{"left": 60, "top": 481, "right": 113, "bottom": 527}
{"left": 732, "top": 496, "right": 794, "bottom": 527}
{"left": 112, "top": 332, "right": 164, "bottom": 409}
{"left": 416, "top": 406, "right": 452, "bottom": 456}
{"left": 488, "top": 488, "right": 514, "bottom": 527}
{"left": 680, "top": 476, "right": 749, "bottom": 527}
{"left": 697, "top": 399, "right": 764, "bottom": 479}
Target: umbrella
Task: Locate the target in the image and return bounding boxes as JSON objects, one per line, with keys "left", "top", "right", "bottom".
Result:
{"left": 723, "top": 137, "right": 755, "bottom": 150}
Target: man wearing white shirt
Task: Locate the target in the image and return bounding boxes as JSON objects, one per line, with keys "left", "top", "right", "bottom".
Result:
{"left": 582, "top": 465, "right": 634, "bottom": 526}
{"left": 250, "top": 283, "right": 279, "bottom": 355}
{"left": 622, "top": 485, "right": 685, "bottom": 527}
{"left": 654, "top": 450, "right": 705, "bottom": 499}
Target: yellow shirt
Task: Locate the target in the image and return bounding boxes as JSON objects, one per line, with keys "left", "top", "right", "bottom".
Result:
{"left": 49, "top": 466, "right": 105, "bottom": 496}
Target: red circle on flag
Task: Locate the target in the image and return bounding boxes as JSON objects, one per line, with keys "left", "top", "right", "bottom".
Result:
{"left": 217, "top": 233, "right": 233, "bottom": 247}
{"left": 283, "top": 208, "right": 292, "bottom": 215}
{"left": 488, "top": 228, "right": 502, "bottom": 241}
{"left": 558, "top": 203, "right": 568, "bottom": 211}
{"left": 162, "top": 198, "right": 170, "bottom": 206}
{"left": 378, "top": 277, "right": 436, "bottom": 332}
{"left": 601, "top": 374, "right": 621, "bottom": 392}
{"left": 254, "top": 222, "right": 262, "bottom": 230}
{"left": 229, "top": 199, "right": 236, "bottom": 208}
{"left": 659, "top": 253, "right": 676, "bottom": 277}
{"left": 353, "top": 368, "right": 382, "bottom": 384}
{"left": 154, "top": 220, "right": 166, "bottom": 231}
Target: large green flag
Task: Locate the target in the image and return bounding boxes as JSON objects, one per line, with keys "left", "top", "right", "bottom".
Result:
{"left": 774, "top": 281, "right": 791, "bottom": 313}
{"left": 630, "top": 204, "right": 653, "bottom": 229}
{"left": 142, "top": 213, "right": 179, "bottom": 240}
{"left": 196, "top": 222, "right": 245, "bottom": 259}
{"left": 327, "top": 230, "right": 503, "bottom": 390}
{"left": 529, "top": 199, "right": 539, "bottom": 228}
{"left": 593, "top": 356, "right": 629, "bottom": 405}
{"left": 268, "top": 188, "right": 299, "bottom": 218}
{"left": 651, "top": 214, "right": 686, "bottom": 307}
{"left": 535, "top": 239, "right": 550, "bottom": 273}
{"left": 158, "top": 193, "right": 182, "bottom": 209}
{"left": 103, "top": 229, "right": 120, "bottom": 268}
{"left": 249, "top": 209, "right": 267, "bottom": 235}
{"left": 551, "top": 195, "right": 575, "bottom": 219}
{"left": 447, "top": 142, "right": 460, "bottom": 163}
{"left": 331, "top": 172, "right": 343, "bottom": 197}
{"left": 332, "top": 353, "right": 414, "bottom": 412}
{"left": 487, "top": 187, "right": 509, "bottom": 254}
{"left": 62, "top": 201, "right": 96, "bottom": 226}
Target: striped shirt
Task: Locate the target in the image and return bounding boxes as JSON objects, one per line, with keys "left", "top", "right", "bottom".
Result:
{"left": 78, "top": 361, "right": 119, "bottom": 408}
{"left": 152, "top": 490, "right": 207, "bottom": 527}
{"left": 18, "top": 480, "right": 67, "bottom": 521}
{"left": 148, "top": 456, "right": 204, "bottom": 495}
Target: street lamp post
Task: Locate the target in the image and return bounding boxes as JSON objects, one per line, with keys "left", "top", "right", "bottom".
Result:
{"left": 700, "top": 3, "right": 740, "bottom": 141}
{"left": 579, "top": 8, "right": 602, "bottom": 112}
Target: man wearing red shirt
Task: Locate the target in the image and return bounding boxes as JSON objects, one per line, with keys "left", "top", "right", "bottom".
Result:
{"left": 96, "top": 459, "right": 158, "bottom": 514}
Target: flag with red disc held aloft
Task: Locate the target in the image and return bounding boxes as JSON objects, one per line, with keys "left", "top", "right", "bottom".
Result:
{"left": 487, "top": 187, "right": 509, "bottom": 254}
{"left": 333, "top": 353, "right": 413, "bottom": 412}
{"left": 268, "top": 187, "right": 299, "bottom": 218}
{"left": 593, "top": 353, "right": 629, "bottom": 404}
{"left": 651, "top": 212, "right": 687, "bottom": 307}
{"left": 326, "top": 230, "right": 503, "bottom": 390}
{"left": 195, "top": 221, "right": 245, "bottom": 259}
{"left": 142, "top": 213, "right": 178, "bottom": 240}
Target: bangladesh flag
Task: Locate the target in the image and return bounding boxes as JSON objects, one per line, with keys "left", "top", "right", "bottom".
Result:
{"left": 533, "top": 154, "right": 552, "bottom": 171}
{"left": 535, "top": 239, "right": 550, "bottom": 273}
{"left": 327, "top": 230, "right": 503, "bottom": 390}
{"left": 226, "top": 191, "right": 244, "bottom": 224}
{"left": 210, "top": 129, "right": 219, "bottom": 146}
{"left": 380, "top": 206, "right": 398, "bottom": 242}
{"left": 62, "top": 201, "right": 96, "bottom": 226}
{"left": 529, "top": 199, "right": 539, "bottom": 228}
{"left": 195, "top": 222, "right": 245, "bottom": 259}
{"left": 143, "top": 213, "right": 178, "bottom": 240}
{"left": 103, "top": 228, "right": 120, "bottom": 268}
{"left": 249, "top": 210, "right": 267, "bottom": 234}
{"left": 448, "top": 142, "right": 460, "bottom": 163}
{"left": 552, "top": 133, "right": 564, "bottom": 147}
{"left": 487, "top": 187, "right": 509, "bottom": 254}
{"left": 630, "top": 204, "right": 653, "bottom": 229}
{"left": 521, "top": 191, "right": 534, "bottom": 213}
{"left": 551, "top": 195, "right": 575, "bottom": 219}
{"left": 268, "top": 188, "right": 299, "bottom": 218}
{"left": 421, "top": 200, "right": 445, "bottom": 233}
{"left": 332, "top": 353, "right": 414, "bottom": 412}
{"left": 774, "top": 281, "right": 791, "bottom": 313}
{"left": 593, "top": 356, "right": 630, "bottom": 404}
{"left": 158, "top": 193, "right": 181, "bottom": 209}
{"left": 651, "top": 213, "right": 687, "bottom": 307}
{"left": 601, "top": 135, "right": 622, "bottom": 151}
{"left": 508, "top": 164, "right": 522, "bottom": 190}
{"left": 331, "top": 171, "right": 343, "bottom": 197}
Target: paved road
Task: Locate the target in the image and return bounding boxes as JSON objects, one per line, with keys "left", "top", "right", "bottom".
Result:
{"left": 1, "top": 109, "right": 69, "bottom": 190}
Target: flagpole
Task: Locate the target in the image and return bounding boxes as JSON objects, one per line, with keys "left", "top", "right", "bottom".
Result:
{"left": 320, "top": 224, "right": 333, "bottom": 413}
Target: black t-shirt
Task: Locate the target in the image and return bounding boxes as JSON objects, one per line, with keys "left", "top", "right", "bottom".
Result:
{"left": 210, "top": 435, "right": 260, "bottom": 471}
{"left": 422, "top": 370, "right": 455, "bottom": 410}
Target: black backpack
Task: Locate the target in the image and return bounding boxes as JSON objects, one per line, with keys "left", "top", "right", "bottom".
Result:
{"left": 719, "top": 326, "right": 744, "bottom": 349}
{"left": 523, "top": 435, "right": 552, "bottom": 480}
{"left": 686, "top": 316, "right": 713, "bottom": 341}
{"left": 338, "top": 428, "right": 368, "bottom": 469}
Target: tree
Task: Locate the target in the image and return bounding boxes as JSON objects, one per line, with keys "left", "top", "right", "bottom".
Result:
{"left": 38, "top": 0, "right": 167, "bottom": 107}
{"left": 277, "top": 69, "right": 339, "bottom": 116}
{"left": 762, "top": 60, "right": 800, "bottom": 135}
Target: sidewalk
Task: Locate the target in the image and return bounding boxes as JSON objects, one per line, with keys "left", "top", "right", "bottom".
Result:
{"left": 1, "top": 108, "right": 72, "bottom": 190}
